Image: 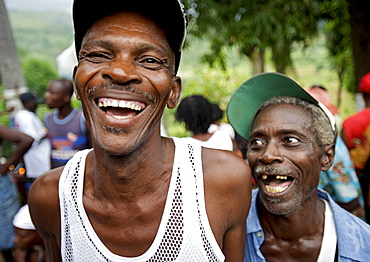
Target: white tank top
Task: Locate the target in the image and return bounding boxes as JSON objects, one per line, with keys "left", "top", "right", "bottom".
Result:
{"left": 59, "top": 138, "right": 225, "bottom": 262}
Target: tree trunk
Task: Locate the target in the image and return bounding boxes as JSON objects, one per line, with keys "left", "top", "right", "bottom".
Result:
{"left": 0, "top": 0, "right": 25, "bottom": 116}
{"left": 251, "top": 49, "right": 265, "bottom": 74}
{"left": 349, "top": 0, "right": 370, "bottom": 94}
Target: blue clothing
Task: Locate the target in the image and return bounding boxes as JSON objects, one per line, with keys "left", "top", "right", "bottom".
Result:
{"left": 0, "top": 174, "right": 20, "bottom": 250}
{"left": 245, "top": 189, "right": 370, "bottom": 262}
{"left": 319, "top": 137, "right": 364, "bottom": 206}
{"left": 44, "top": 108, "right": 89, "bottom": 168}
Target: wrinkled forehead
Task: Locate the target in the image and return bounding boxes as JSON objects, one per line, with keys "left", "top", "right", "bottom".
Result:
{"left": 251, "top": 103, "right": 314, "bottom": 134}
{"left": 83, "top": 11, "right": 169, "bottom": 43}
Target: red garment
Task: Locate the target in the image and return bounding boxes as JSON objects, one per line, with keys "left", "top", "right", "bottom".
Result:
{"left": 342, "top": 108, "right": 370, "bottom": 149}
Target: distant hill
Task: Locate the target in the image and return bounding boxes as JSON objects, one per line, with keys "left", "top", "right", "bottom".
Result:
{"left": 8, "top": 10, "right": 73, "bottom": 68}
{"left": 4, "top": 0, "right": 72, "bottom": 13}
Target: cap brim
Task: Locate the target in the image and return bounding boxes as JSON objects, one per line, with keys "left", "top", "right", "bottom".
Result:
{"left": 227, "top": 72, "right": 318, "bottom": 140}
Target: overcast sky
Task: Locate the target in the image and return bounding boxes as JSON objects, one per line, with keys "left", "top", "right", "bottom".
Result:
{"left": 4, "top": 0, "right": 73, "bottom": 13}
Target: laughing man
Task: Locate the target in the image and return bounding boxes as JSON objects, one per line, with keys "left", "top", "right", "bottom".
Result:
{"left": 28, "top": 0, "right": 251, "bottom": 261}
{"left": 227, "top": 73, "right": 370, "bottom": 262}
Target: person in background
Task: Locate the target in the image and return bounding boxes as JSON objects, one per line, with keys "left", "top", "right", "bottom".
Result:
{"left": 0, "top": 125, "right": 33, "bottom": 262}
{"left": 307, "top": 86, "right": 365, "bottom": 220}
{"left": 175, "top": 95, "right": 234, "bottom": 151}
{"left": 28, "top": 0, "right": 251, "bottom": 261}
{"left": 308, "top": 84, "right": 342, "bottom": 130}
{"left": 341, "top": 72, "right": 370, "bottom": 222}
{"left": 227, "top": 72, "right": 370, "bottom": 261}
{"left": 44, "top": 78, "right": 91, "bottom": 169}
{"left": 13, "top": 205, "right": 49, "bottom": 262}
{"left": 13, "top": 92, "right": 51, "bottom": 191}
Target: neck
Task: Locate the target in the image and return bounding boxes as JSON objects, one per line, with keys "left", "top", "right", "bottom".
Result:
{"left": 258, "top": 193, "right": 325, "bottom": 241}
{"left": 88, "top": 133, "right": 174, "bottom": 201}
{"left": 57, "top": 105, "right": 74, "bottom": 119}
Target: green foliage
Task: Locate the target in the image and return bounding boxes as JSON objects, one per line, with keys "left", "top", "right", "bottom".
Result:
{"left": 0, "top": 85, "right": 13, "bottom": 158}
{"left": 184, "top": 0, "right": 320, "bottom": 73}
{"left": 22, "top": 58, "right": 58, "bottom": 98}
{"left": 9, "top": 10, "right": 73, "bottom": 68}
{"left": 318, "top": 0, "right": 355, "bottom": 93}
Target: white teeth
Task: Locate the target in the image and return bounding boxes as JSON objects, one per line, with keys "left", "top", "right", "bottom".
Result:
{"left": 112, "top": 115, "right": 132, "bottom": 120}
{"left": 266, "top": 185, "right": 288, "bottom": 193}
{"left": 261, "top": 175, "right": 288, "bottom": 180}
{"left": 99, "top": 99, "right": 143, "bottom": 111}
{"left": 111, "top": 100, "right": 118, "bottom": 107}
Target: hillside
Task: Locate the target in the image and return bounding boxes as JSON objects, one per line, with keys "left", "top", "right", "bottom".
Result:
{"left": 9, "top": 10, "right": 73, "bottom": 68}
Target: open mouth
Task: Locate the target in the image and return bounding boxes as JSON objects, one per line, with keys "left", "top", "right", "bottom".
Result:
{"left": 97, "top": 98, "right": 146, "bottom": 120}
{"left": 261, "top": 174, "right": 294, "bottom": 193}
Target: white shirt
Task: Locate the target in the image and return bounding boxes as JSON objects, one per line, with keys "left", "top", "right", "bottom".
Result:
{"left": 14, "top": 109, "right": 50, "bottom": 178}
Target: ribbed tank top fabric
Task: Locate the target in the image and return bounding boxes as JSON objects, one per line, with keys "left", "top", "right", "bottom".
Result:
{"left": 59, "top": 138, "right": 224, "bottom": 261}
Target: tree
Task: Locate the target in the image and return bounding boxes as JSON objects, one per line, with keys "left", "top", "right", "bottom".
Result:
{"left": 0, "top": 0, "right": 25, "bottom": 108}
{"left": 184, "top": 0, "right": 320, "bottom": 74}
{"left": 318, "top": 0, "right": 370, "bottom": 106}
{"left": 318, "top": 0, "right": 353, "bottom": 107}
{"left": 22, "top": 58, "right": 58, "bottom": 98}
{"left": 349, "top": 0, "right": 370, "bottom": 91}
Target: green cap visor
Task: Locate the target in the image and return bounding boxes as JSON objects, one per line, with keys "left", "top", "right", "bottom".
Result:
{"left": 227, "top": 72, "right": 336, "bottom": 140}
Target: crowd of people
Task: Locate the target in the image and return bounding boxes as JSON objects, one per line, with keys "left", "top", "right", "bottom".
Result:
{"left": 0, "top": 79, "right": 91, "bottom": 261}
{"left": 1, "top": 0, "right": 370, "bottom": 261}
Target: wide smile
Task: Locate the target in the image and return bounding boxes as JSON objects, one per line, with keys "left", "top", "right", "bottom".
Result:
{"left": 260, "top": 174, "right": 294, "bottom": 194}
{"left": 96, "top": 97, "right": 147, "bottom": 120}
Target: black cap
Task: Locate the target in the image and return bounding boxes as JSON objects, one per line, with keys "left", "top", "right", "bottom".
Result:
{"left": 19, "top": 92, "right": 38, "bottom": 104}
{"left": 73, "top": 0, "right": 187, "bottom": 73}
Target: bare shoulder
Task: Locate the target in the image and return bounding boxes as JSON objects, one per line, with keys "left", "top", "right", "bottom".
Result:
{"left": 202, "top": 147, "right": 252, "bottom": 217}
{"left": 202, "top": 148, "right": 251, "bottom": 259}
{"left": 202, "top": 147, "right": 251, "bottom": 191}
{"left": 28, "top": 167, "right": 64, "bottom": 238}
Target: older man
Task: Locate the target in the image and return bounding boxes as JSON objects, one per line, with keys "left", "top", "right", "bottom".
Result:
{"left": 28, "top": 0, "right": 251, "bottom": 261}
{"left": 227, "top": 73, "right": 370, "bottom": 261}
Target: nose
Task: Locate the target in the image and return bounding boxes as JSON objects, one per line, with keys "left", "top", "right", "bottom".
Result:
{"left": 258, "top": 142, "right": 284, "bottom": 164}
{"left": 101, "top": 59, "right": 142, "bottom": 85}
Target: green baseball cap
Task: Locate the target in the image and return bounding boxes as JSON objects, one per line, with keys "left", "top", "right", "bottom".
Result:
{"left": 227, "top": 72, "right": 336, "bottom": 140}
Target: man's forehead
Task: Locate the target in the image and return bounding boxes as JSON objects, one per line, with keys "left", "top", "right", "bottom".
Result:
{"left": 82, "top": 12, "right": 171, "bottom": 52}
{"left": 252, "top": 103, "right": 313, "bottom": 132}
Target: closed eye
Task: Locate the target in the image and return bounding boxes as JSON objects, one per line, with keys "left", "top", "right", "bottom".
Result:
{"left": 86, "top": 52, "right": 111, "bottom": 63}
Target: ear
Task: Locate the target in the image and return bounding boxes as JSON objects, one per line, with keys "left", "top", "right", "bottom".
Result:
{"left": 321, "top": 144, "right": 335, "bottom": 172}
{"left": 167, "top": 76, "right": 182, "bottom": 109}
{"left": 72, "top": 66, "right": 81, "bottom": 101}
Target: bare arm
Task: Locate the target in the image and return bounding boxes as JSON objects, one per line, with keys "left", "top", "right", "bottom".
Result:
{"left": 0, "top": 125, "right": 34, "bottom": 174}
{"left": 203, "top": 149, "right": 252, "bottom": 262}
{"left": 28, "top": 167, "right": 63, "bottom": 262}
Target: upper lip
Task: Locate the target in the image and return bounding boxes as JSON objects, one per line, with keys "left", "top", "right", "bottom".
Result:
{"left": 256, "top": 168, "right": 295, "bottom": 185}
